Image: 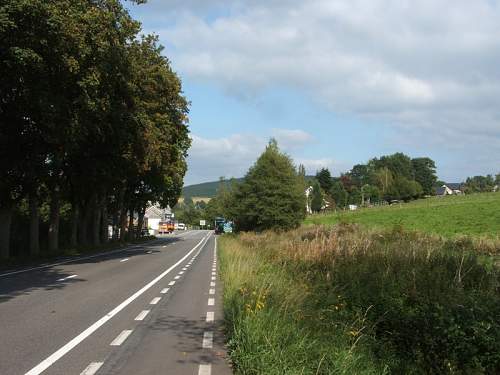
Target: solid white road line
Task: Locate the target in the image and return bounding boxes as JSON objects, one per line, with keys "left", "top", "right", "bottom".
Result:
{"left": 80, "top": 362, "right": 103, "bottom": 375}
{"left": 206, "top": 311, "right": 214, "bottom": 323}
{"left": 198, "top": 364, "right": 212, "bottom": 375}
{"left": 150, "top": 297, "right": 161, "bottom": 305}
{"left": 169, "top": 281, "right": 176, "bottom": 286}
{"left": 202, "top": 331, "right": 214, "bottom": 349}
{"left": 120, "top": 258, "right": 129, "bottom": 263}
{"left": 57, "top": 275, "right": 78, "bottom": 282}
{"left": 209, "top": 289, "right": 215, "bottom": 295}
{"left": 208, "top": 298, "right": 215, "bottom": 306}
{"left": 161, "top": 288, "right": 169, "bottom": 294}
{"left": 25, "top": 233, "right": 212, "bottom": 375}
{"left": 110, "top": 330, "right": 133, "bottom": 346}
{"left": 134, "top": 310, "right": 150, "bottom": 321}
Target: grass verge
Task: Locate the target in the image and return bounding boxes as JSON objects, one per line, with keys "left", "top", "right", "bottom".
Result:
{"left": 220, "top": 226, "right": 500, "bottom": 374}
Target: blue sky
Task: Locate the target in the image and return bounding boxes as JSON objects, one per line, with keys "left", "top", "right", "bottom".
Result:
{"left": 126, "top": 0, "right": 500, "bottom": 185}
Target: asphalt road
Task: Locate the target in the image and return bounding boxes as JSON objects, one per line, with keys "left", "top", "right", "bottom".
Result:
{"left": 0, "top": 230, "right": 232, "bottom": 375}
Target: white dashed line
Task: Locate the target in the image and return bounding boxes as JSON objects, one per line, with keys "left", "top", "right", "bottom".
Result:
{"left": 179, "top": 271, "right": 184, "bottom": 275}
{"left": 161, "top": 288, "right": 169, "bottom": 294}
{"left": 150, "top": 297, "right": 161, "bottom": 305}
{"left": 120, "top": 258, "right": 129, "bottom": 263}
{"left": 202, "top": 331, "right": 214, "bottom": 348}
{"left": 169, "top": 281, "right": 176, "bottom": 286}
{"left": 174, "top": 276, "right": 180, "bottom": 280}
{"left": 211, "top": 276, "right": 216, "bottom": 281}
{"left": 57, "top": 275, "right": 78, "bottom": 282}
{"left": 134, "top": 310, "right": 150, "bottom": 321}
{"left": 210, "top": 282, "right": 216, "bottom": 287}
{"left": 209, "top": 289, "right": 215, "bottom": 295}
{"left": 211, "top": 272, "right": 216, "bottom": 276}
{"left": 206, "top": 311, "right": 214, "bottom": 323}
{"left": 25, "top": 233, "right": 211, "bottom": 375}
{"left": 208, "top": 298, "right": 215, "bottom": 306}
{"left": 198, "top": 364, "right": 212, "bottom": 375}
{"left": 110, "top": 330, "right": 133, "bottom": 346}
{"left": 80, "top": 362, "right": 103, "bottom": 375}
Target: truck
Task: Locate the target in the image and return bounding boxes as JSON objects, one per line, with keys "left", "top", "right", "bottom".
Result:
{"left": 158, "top": 221, "right": 175, "bottom": 234}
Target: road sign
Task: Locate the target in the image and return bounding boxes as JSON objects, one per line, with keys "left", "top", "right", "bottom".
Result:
{"left": 200, "top": 220, "right": 206, "bottom": 226}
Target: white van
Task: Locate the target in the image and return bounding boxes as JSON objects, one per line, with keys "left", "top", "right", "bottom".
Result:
{"left": 177, "top": 223, "right": 186, "bottom": 231}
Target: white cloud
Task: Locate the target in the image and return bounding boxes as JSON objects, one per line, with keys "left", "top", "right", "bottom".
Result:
{"left": 150, "top": 0, "right": 500, "bottom": 143}
{"left": 184, "top": 129, "right": 347, "bottom": 184}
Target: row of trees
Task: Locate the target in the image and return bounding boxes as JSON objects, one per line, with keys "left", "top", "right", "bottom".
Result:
{"left": 0, "top": 0, "right": 190, "bottom": 259}
{"left": 310, "top": 153, "right": 438, "bottom": 212}
{"left": 463, "top": 174, "right": 500, "bottom": 194}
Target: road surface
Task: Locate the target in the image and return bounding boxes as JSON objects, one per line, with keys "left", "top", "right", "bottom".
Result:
{"left": 0, "top": 230, "right": 231, "bottom": 375}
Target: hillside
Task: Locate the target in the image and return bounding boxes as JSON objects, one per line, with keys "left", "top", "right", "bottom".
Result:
{"left": 305, "top": 192, "right": 500, "bottom": 238}
{"left": 183, "top": 176, "right": 315, "bottom": 198}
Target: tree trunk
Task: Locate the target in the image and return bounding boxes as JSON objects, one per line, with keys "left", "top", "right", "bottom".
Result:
{"left": 70, "top": 203, "right": 79, "bottom": 248}
{"left": 0, "top": 207, "right": 12, "bottom": 260}
{"left": 100, "top": 198, "right": 108, "bottom": 244}
{"left": 137, "top": 206, "right": 146, "bottom": 238}
{"left": 48, "top": 185, "right": 61, "bottom": 253}
{"left": 127, "top": 208, "right": 134, "bottom": 241}
{"left": 91, "top": 194, "right": 101, "bottom": 247}
{"left": 29, "top": 192, "right": 40, "bottom": 256}
{"left": 78, "top": 201, "right": 90, "bottom": 246}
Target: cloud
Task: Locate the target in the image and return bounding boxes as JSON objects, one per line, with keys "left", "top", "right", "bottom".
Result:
{"left": 184, "top": 129, "right": 346, "bottom": 184}
{"left": 145, "top": 0, "right": 500, "bottom": 155}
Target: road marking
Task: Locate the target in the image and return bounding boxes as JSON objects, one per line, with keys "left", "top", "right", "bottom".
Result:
{"left": 0, "top": 240, "right": 161, "bottom": 278}
{"left": 206, "top": 311, "right": 214, "bottom": 323}
{"left": 57, "top": 275, "right": 78, "bottom": 282}
{"left": 174, "top": 275, "right": 181, "bottom": 280}
{"left": 208, "top": 298, "right": 215, "bottom": 306}
{"left": 209, "top": 289, "right": 215, "bottom": 295}
{"left": 211, "top": 272, "right": 216, "bottom": 276}
{"left": 169, "top": 281, "right": 176, "bottom": 286}
{"left": 80, "top": 362, "right": 103, "bottom": 375}
{"left": 146, "top": 250, "right": 153, "bottom": 254}
{"left": 161, "top": 288, "right": 169, "bottom": 294}
{"left": 198, "top": 364, "right": 212, "bottom": 375}
{"left": 182, "top": 267, "right": 187, "bottom": 271}
{"left": 25, "top": 233, "right": 211, "bottom": 375}
{"left": 210, "top": 282, "right": 216, "bottom": 287}
{"left": 162, "top": 245, "right": 167, "bottom": 248}
{"left": 179, "top": 271, "right": 184, "bottom": 275}
{"left": 110, "top": 330, "right": 133, "bottom": 346}
{"left": 120, "top": 258, "right": 129, "bottom": 263}
{"left": 211, "top": 276, "right": 216, "bottom": 281}
{"left": 150, "top": 297, "right": 161, "bottom": 305}
{"left": 202, "top": 331, "right": 214, "bottom": 348}
{"left": 134, "top": 310, "right": 150, "bottom": 321}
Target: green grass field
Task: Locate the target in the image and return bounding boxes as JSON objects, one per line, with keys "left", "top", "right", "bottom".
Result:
{"left": 305, "top": 193, "right": 500, "bottom": 238}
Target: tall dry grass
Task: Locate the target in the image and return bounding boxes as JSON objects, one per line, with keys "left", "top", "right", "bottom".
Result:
{"left": 220, "top": 224, "right": 500, "bottom": 374}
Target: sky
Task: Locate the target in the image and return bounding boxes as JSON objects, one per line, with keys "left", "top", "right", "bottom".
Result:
{"left": 125, "top": 0, "right": 500, "bottom": 186}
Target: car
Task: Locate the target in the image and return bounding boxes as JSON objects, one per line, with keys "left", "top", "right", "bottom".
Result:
{"left": 177, "top": 223, "right": 186, "bottom": 231}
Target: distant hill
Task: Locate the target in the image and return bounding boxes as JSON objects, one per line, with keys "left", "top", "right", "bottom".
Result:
{"left": 183, "top": 176, "right": 315, "bottom": 198}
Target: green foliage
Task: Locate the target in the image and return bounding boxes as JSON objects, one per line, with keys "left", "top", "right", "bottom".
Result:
{"left": 220, "top": 227, "right": 500, "bottom": 374}
{"left": 310, "top": 181, "right": 323, "bottom": 213}
{"left": 315, "top": 168, "right": 333, "bottom": 192}
{"left": 306, "top": 193, "right": 500, "bottom": 239}
{"left": 464, "top": 175, "right": 497, "bottom": 193}
{"left": 233, "top": 140, "right": 306, "bottom": 231}
{"left": 330, "top": 181, "right": 348, "bottom": 209}
{"left": 412, "top": 157, "right": 437, "bottom": 195}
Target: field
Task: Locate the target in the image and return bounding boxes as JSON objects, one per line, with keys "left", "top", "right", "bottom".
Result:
{"left": 305, "top": 193, "right": 500, "bottom": 238}
{"left": 220, "top": 226, "right": 500, "bottom": 374}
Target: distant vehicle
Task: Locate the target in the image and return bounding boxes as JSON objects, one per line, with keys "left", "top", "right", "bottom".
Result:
{"left": 214, "top": 217, "right": 233, "bottom": 234}
{"left": 158, "top": 221, "right": 175, "bottom": 234}
{"left": 177, "top": 223, "right": 186, "bottom": 231}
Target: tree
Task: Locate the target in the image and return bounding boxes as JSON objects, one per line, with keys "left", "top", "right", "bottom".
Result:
{"left": 330, "top": 181, "right": 348, "bottom": 210}
{"left": 234, "top": 140, "right": 306, "bottom": 231}
{"left": 316, "top": 168, "right": 333, "bottom": 192}
{"left": 412, "top": 157, "right": 437, "bottom": 195}
{"left": 310, "top": 181, "right": 323, "bottom": 213}
{"left": 371, "top": 153, "right": 414, "bottom": 180}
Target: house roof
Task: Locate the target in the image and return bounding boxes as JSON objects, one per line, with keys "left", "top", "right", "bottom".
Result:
{"left": 145, "top": 204, "right": 172, "bottom": 219}
{"left": 446, "top": 183, "right": 463, "bottom": 190}
{"left": 435, "top": 186, "right": 446, "bottom": 195}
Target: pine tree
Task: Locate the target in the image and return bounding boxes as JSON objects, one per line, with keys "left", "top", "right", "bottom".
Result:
{"left": 310, "top": 181, "right": 323, "bottom": 213}
{"left": 234, "top": 140, "right": 306, "bottom": 231}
